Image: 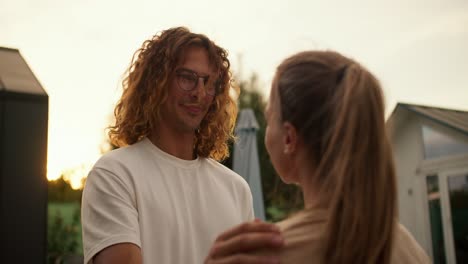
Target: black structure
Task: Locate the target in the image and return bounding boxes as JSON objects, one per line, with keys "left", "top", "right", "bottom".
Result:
{"left": 0, "top": 47, "right": 48, "bottom": 263}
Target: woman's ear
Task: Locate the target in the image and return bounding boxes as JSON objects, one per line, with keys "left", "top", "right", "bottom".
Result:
{"left": 282, "top": 122, "right": 298, "bottom": 155}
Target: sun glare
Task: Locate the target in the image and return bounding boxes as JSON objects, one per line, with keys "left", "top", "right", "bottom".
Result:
{"left": 48, "top": 164, "right": 87, "bottom": 189}
{"left": 47, "top": 165, "right": 63, "bottom": 181}
{"left": 45, "top": 125, "right": 104, "bottom": 189}
{"left": 47, "top": 162, "right": 93, "bottom": 190}
{"left": 62, "top": 164, "right": 93, "bottom": 190}
{"left": 46, "top": 141, "right": 100, "bottom": 190}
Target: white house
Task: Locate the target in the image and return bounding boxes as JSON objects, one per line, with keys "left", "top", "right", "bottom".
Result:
{"left": 387, "top": 103, "right": 468, "bottom": 264}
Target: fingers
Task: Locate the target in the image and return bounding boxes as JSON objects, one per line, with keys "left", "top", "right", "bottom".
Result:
{"left": 211, "top": 231, "right": 283, "bottom": 258}
{"left": 211, "top": 254, "right": 280, "bottom": 264}
{"left": 215, "top": 220, "right": 280, "bottom": 242}
{"left": 206, "top": 220, "right": 284, "bottom": 264}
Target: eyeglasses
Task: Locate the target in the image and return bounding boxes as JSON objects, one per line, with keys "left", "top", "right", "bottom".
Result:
{"left": 175, "top": 68, "right": 220, "bottom": 96}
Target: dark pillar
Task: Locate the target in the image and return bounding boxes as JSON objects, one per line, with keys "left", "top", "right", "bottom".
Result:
{"left": 0, "top": 47, "right": 48, "bottom": 263}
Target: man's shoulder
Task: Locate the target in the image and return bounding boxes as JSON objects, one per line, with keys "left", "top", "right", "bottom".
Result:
{"left": 94, "top": 140, "right": 148, "bottom": 169}
{"left": 201, "top": 158, "right": 250, "bottom": 188}
{"left": 202, "top": 158, "right": 234, "bottom": 173}
{"left": 86, "top": 141, "right": 150, "bottom": 190}
{"left": 202, "top": 158, "right": 242, "bottom": 178}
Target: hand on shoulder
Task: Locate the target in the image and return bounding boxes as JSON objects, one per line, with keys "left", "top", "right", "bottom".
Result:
{"left": 205, "top": 219, "right": 284, "bottom": 264}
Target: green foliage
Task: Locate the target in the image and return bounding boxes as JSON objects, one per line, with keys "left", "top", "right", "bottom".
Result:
{"left": 266, "top": 205, "right": 287, "bottom": 222}
{"left": 225, "top": 73, "right": 304, "bottom": 222}
{"left": 47, "top": 202, "right": 82, "bottom": 263}
{"left": 47, "top": 179, "right": 84, "bottom": 263}
{"left": 48, "top": 177, "right": 83, "bottom": 203}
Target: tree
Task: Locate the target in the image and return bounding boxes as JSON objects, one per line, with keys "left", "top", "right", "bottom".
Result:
{"left": 48, "top": 177, "right": 83, "bottom": 203}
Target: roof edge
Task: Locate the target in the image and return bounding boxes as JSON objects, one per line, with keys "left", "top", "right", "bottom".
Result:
{"left": 0, "top": 46, "right": 20, "bottom": 52}
{"left": 0, "top": 90, "right": 48, "bottom": 103}
{"left": 398, "top": 102, "right": 468, "bottom": 113}
{"left": 398, "top": 103, "right": 468, "bottom": 137}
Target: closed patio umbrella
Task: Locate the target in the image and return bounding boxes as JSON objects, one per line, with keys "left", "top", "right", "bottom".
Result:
{"left": 233, "top": 108, "right": 266, "bottom": 220}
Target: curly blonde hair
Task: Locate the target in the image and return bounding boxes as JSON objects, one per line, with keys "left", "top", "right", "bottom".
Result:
{"left": 108, "top": 27, "right": 238, "bottom": 161}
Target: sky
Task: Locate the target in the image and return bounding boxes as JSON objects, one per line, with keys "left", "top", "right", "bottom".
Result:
{"left": 1, "top": 0, "right": 468, "bottom": 188}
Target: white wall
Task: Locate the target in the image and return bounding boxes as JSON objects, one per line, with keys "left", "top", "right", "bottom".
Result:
{"left": 390, "top": 108, "right": 468, "bottom": 261}
{"left": 391, "top": 114, "right": 430, "bottom": 253}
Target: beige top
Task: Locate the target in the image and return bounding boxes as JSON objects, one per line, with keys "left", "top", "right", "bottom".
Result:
{"left": 276, "top": 208, "right": 431, "bottom": 264}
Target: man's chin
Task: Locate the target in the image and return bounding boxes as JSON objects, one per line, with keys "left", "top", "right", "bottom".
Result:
{"left": 181, "top": 122, "right": 202, "bottom": 133}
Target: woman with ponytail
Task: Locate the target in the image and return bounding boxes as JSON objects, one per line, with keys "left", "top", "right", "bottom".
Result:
{"left": 263, "top": 50, "right": 430, "bottom": 263}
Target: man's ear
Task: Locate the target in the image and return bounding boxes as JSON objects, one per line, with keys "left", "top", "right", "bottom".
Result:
{"left": 282, "top": 122, "right": 298, "bottom": 155}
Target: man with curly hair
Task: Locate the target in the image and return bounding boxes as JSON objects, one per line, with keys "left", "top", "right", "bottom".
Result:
{"left": 81, "top": 27, "right": 283, "bottom": 264}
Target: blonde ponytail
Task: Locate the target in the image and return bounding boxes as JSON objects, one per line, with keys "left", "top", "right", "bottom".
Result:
{"left": 318, "top": 64, "right": 396, "bottom": 264}
{"left": 276, "top": 51, "right": 397, "bottom": 264}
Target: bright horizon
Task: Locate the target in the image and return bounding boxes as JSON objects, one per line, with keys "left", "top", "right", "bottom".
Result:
{"left": 2, "top": 0, "right": 468, "bottom": 189}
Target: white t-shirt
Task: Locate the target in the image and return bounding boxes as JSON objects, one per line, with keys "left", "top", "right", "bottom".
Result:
{"left": 81, "top": 138, "right": 254, "bottom": 264}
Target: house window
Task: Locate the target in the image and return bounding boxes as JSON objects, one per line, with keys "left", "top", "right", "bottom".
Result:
{"left": 447, "top": 174, "right": 468, "bottom": 263}
{"left": 421, "top": 125, "right": 468, "bottom": 159}
{"left": 426, "top": 175, "right": 447, "bottom": 263}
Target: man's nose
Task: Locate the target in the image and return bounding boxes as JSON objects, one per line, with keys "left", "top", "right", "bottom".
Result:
{"left": 192, "top": 78, "right": 207, "bottom": 98}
